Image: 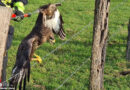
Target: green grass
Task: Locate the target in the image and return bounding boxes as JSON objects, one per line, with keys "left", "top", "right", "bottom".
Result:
{"left": 6, "top": 0, "right": 130, "bottom": 90}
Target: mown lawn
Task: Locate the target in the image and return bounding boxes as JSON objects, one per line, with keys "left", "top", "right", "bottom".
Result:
{"left": 6, "top": 0, "right": 130, "bottom": 90}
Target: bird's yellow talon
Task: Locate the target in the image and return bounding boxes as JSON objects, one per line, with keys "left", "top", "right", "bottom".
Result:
{"left": 32, "top": 54, "right": 42, "bottom": 63}
{"left": 52, "top": 39, "right": 55, "bottom": 43}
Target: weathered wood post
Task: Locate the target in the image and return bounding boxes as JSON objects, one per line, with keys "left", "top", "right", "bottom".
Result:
{"left": 0, "top": 6, "right": 12, "bottom": 83}
{"left": 90, "top": 0, "right": 110, "bottom": 90}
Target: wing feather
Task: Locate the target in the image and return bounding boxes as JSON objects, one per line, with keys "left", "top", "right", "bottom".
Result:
{"left": 9, "top": 38, "right": 34, "bottom": 90}
{"left": 53, "top": 10, "right": 66, "bottom": 40}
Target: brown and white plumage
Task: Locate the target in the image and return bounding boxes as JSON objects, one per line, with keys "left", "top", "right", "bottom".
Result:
{"left": 9, "top": 3, "right": 65, "bottom": 90}
{"left": 45, "top": 9, "right": 66, "bottom": 40}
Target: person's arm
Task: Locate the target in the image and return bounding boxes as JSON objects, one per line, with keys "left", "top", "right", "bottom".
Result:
{"left": 12, "top": 2, "right": 24, "bottom": 21}
{"left": 12, "top": 0, "right": 28, "bottom": 21}
{"left": 13, "top": 0, "right": 28, "bottom": 21}
{"left": 13, "top": 1, "right": 25, "bottom": 13}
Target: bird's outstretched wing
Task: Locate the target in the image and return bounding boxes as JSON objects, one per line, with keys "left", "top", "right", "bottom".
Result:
{"left": 53, "top": 10, "right": 66, "bottom": 40}
{"left": 57, "top": 14, "right": 66, "bottom": 40}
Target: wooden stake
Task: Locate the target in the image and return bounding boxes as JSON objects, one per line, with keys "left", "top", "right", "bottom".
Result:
{"left": 0, "top": 6, "right": 12, "bottom": 81}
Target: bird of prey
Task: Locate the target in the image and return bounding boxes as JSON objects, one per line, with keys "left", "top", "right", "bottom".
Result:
{"left": 9, "top": 3, "right": 65, "bottom": 90}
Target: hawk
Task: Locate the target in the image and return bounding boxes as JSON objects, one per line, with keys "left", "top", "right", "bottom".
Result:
{"left": 9, "top": 3, "right": 65, "bottom": 90}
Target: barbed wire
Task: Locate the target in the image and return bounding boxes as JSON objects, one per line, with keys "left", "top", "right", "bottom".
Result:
{"left": 56, "top": 58, "right": 90, "bottom": 90}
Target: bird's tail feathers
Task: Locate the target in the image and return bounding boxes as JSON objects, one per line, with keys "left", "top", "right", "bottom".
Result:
{"left": 9, "top": 61, "right": 30, "bottom": 90}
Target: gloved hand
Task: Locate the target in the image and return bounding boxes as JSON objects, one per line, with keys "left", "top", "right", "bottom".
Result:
{"left": 13, "top": 7, "right": 24, "bottom": 21}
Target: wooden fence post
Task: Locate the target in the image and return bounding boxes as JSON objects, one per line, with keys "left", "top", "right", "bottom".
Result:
{"left": 90, "top": 0, "right": 110, "bottom": 90}
{"left": 0, "top": 6, "right": 12, "bottom": 82}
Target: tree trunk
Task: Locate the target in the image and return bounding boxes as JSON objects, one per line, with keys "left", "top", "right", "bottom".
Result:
{"left": 90, "top": 0, "right": 110, "bottom": 90}
{"left": 0, "top": 6, "right": 12, "bottom": 81}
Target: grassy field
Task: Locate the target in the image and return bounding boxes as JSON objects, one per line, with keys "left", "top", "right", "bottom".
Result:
{"left": 6, "top": 0, "right": 130, "bottom": 90}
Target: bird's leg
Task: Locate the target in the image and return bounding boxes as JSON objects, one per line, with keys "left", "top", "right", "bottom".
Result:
{"left": 31, "top": 53, "right": 42, "bottom": 63}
